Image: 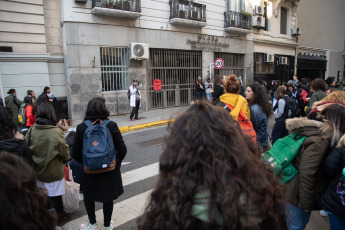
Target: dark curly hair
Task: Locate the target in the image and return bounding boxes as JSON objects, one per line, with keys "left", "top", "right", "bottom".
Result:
{"left": 0, "top": 153, "right": 56, "bottom": 230}
{"left": 85, "top": 97, "right": 110, "bottom": 119}
{"left": 224, "top": 74, "right": 239, "bottom": 94}
{"left": 310, "top": 78, "right": 327, "bottom": 92}
{"left": 0, "top": 106, "right": 18, "bottom": 140}
{"left": 247, "top": 82, "right": 273, "bottom": 118}
{"left": 138, "top": 101, "right": 286, "bottom": 230}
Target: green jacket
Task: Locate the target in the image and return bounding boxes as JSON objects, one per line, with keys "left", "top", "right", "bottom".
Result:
{"left": 25, "top": 124, "right": 69, "bottom": 183}
{"left": 305, "top": 90, "right": 327, "bottom": 114}
{"left": 5, "top": 95, "right": 22, "bottom": 125}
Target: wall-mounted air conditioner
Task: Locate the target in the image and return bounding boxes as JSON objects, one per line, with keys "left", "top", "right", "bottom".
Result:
{"left": 252, "top": 16, "right": 265, "bottom": 28}
{"left": 130, "top": 43, "right": 149, "bottom": 60}
{"left": 264, "top": 53, "right": 274, "bottom": 62}
{"left": 254, "top": 5, "right": 264, "bottom": 15}
{"left": 279, "top": 57, "right": 288, "bottom": 65}
{"left": 291, "top": 27, "right": 301, "bottom": 35}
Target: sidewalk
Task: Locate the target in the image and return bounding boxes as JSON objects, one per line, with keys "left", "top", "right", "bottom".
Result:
{"left": 109, "top": 106, "right": 188, "bottom": 133}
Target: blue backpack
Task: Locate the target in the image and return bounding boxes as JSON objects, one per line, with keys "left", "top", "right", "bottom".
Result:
{"left": 82, "top": 120, "right": 116, "bottom": 174}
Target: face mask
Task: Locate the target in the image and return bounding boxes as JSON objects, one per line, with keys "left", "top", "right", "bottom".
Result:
{"left": 135, "top": 83, "right": 138, "bottom": 86}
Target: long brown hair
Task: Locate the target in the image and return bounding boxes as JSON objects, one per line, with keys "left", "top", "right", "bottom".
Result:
{"left": 138, "top": 101, "right": 286, "bottom": 230}
{"left": 247, "top": 82, "right": 273, "bottom": 118}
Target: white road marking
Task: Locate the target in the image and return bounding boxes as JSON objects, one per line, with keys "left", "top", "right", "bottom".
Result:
{"left": 121, "top": 161, "right": 131, "bottom": 165}
{"left": 121, "top": 162, "right": 159, "bottom": 186}
{"left": 62, "top": 189, "right": 154, "bottom": 229}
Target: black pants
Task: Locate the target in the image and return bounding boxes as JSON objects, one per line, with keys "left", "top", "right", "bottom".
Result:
{"left": 50, "top": 195, "right": 64, "bottom": 214}
{"left": 271, "top": 119, "right": 289, "bottom": 145}
{"left": 84, "top": 198, "right": 113, "bottom": 227}
{"left": 130, "top": 100, "right": 140, "bottom": 119}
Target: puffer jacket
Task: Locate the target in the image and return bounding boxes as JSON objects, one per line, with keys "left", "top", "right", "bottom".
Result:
{"left": 220, "top": 93, "right": 250, "bottom": 121}
{"left": 319, "top": 135, "right": 345, "bottom": 219}
{"left": 284, "top": 117, "right": 332, "bottom": 210}
{"left": 5, "top": 95, "right": 22, "bottom": 125}
{"left": 25, "top": 123, "right": 69, "bottom": 183}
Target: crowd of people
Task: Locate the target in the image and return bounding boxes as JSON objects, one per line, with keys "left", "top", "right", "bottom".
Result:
{"left": 1, "top": 75, "right": 345, "bottom": 230}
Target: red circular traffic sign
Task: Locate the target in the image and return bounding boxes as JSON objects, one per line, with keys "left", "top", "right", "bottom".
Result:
{"left": 214, "top": 58, "right": 224, "bottom": 69}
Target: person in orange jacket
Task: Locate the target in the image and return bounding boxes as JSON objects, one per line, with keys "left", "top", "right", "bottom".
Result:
{"left": 24, "top": 96, "right": 35, "bottom": 128}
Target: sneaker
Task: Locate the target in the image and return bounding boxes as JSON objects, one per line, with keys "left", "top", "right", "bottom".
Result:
{"left": 79, "top": 221, "right": 98, "bottom": 230}
{"left": 320, "top": 210, "right": 328, "bottom": 217}
{"left": 129, "top": 118, "right": 133, "bottom": 121}
{"left": 104, "top": 220, "right": 115, "bottom": 230}
{"left": 135, "top": 118, "right": 140, "bottom": 120}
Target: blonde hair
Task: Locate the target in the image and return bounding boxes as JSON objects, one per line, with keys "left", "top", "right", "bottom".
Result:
{"left": 313, "top": 91, "right": 345, "bottom": 109}
{"left": 224, "top": 74, "right": 239, "bottom": 94}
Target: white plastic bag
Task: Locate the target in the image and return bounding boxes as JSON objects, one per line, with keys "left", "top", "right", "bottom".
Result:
{"left": 62, "top": 167, "right": 80, "bottom": 209}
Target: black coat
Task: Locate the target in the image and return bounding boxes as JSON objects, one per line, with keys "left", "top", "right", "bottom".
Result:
{"left": 72, "top": 116, "right": 127, "bottom": 203}
{"left": 319, "top": 144, "right": 345, "bottom": 220}
{"left": 211, "top": 84, "right": 224, "bottom": 102}
{"left": 0, "top": 138, "right": 34, "bottom": 168}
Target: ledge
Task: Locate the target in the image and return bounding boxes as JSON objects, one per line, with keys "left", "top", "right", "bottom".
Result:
{"left": 91, "top": 7, "right": 142, "bottom": 19}
{"left": 170, "top": 18, "right": 206, "bottom": 28}
{"left": 225, "top": 27, "right": 252, "bottom": 35}
{"left": 0, "top": 53, "right": 51, "bottom": 62}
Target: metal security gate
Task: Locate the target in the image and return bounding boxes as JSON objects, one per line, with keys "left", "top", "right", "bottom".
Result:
{"left": 148, "top": 49, "right": 202, "bottom": 109}
{"left": 214, "top": 52, "right": 244, "bottom": 79}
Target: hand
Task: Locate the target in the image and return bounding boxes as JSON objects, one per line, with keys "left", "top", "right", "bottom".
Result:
{"left": 49, "top": 99, "right": 53, "bottom": 102}
{"left": 306, "top": 97, "right": 310, "bottom": 101}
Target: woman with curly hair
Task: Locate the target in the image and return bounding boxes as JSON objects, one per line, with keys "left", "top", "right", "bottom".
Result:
{"left": 305, "top": 78, "right": 327, "bottom": 114}
{"left": 307, "top": 91, "right": 345, "bottom": 121}
{"left": 246, "top": 82, "right": 273, "bottom": 151}
{"left": 0, "top": 153, "right": 57, "bottom": 230}
{"left": 138, "top": 101, "right": 286, "bottom": 230}
{"left": 219, "top": 74, "right": 250, "bottom": 121}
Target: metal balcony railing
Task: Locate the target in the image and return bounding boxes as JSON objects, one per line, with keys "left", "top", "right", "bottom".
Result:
{"left": 224, "top": 11, "right": 252, "bottom": 30}
{"left": 169, "top": 0, "right": 206, "bottom": 22}
{"left": 92, "top": 0, "right": 141, "bottom": 12}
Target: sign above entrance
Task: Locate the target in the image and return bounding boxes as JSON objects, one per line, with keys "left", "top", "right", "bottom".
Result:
{"left": 186, "top": 35, "right": 230, "bottom": 51}
{"left": 214, "top": 58, "right": 224, "bottom": 69}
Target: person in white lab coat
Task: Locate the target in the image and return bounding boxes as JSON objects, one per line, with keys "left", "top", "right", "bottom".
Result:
{"left": 129, "top": 80, "right": 141, "bottom": 121}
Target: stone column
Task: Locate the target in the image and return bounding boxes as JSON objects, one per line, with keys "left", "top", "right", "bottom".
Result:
{"left": 202, "top": 51, "right": 214, "bottom": 82}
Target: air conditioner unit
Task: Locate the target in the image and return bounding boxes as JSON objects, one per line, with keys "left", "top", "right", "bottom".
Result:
{"left": 130, "top": 43, "right": 149, "bottom": 60}
{"left": 255, "top": 5, "right": 264, "bottom": 15}
{"left": 279, "top": 57, "right": 288, "bottom": 65}
{"left": 264, "top": 53, "right": 274, "bottom": 63}
{"left": 252, "top": 16, "right": 265, "bottom": 28}
{"left": 291, "top": 27, "right": 301, "bottom": 35}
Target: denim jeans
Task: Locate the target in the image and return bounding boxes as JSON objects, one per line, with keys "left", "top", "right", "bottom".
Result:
{"left": 328, "top": 213, "right": 345, "bottom": 230}
{"left": 286, "top": 203, "right": 311, "bottom": 230}
{"left": 196, "top": 91, "right": 204, "bottom": 100}
{"left": 206, "top": 93, "right": 211, "bottom": 101}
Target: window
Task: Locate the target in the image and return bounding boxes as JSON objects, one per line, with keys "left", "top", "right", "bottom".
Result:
{"left": 227, "top": 0, "right": 244, "bottom": 12}
{"left": 100, "top": 47, "right": 129, "bottom": 91}
{"left": 214, "top": 52, "right": 245, "bottom": 78}
{"left": 254, "top": 53, "right": 274, "bottom": 74}
{"left": 280, "top": 7, "right": 287, "bottom": 35}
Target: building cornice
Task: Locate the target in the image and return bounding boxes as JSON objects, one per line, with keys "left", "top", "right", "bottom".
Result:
{"left": 254, "top": 38, "right": 298, "bottom": 48}
{"left": 0, "top": 53, "right": 64, "bottom": 63}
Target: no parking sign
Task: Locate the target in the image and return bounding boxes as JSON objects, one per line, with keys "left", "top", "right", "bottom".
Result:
{"left": 214, "top": 58, "right": 224, "bottom": 69}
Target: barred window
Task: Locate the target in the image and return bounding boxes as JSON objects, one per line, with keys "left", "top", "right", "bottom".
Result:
{"left": 214, "top": 52, "right": 245, "bottom": 78}
{"left": 100, "top": 47, "right": 129, "bottom": 91}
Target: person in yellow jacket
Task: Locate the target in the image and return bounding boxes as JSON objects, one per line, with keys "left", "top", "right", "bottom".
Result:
{"left": 220, "top": 75, "right": 250, "bottom": 121}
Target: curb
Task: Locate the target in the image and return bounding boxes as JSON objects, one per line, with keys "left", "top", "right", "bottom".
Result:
{"left": 119, "top": 119, "right": 175, "bottom": 133}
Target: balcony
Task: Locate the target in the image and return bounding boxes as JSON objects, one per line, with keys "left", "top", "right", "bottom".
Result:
{"left": 224, "top": 11, "right": 252, "bottom": 35}
{"left": 91, "top": 0, "right": 141, "bottom": 19}
{"left": 169, "top": 0, "right": 206, "bottom": 28}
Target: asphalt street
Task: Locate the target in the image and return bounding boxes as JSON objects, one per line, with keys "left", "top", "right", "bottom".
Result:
{"left": 59, "top": 116, "right": 330, "bottom": 230}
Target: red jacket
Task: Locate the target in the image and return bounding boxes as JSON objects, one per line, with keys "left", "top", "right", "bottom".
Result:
{"left": 25, "top": 105, "right": 35, "bottom": 126}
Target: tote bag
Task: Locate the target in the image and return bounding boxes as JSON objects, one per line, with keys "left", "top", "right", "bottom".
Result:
{"left": 62, "top": 165, "right": 80, "bottom": 209}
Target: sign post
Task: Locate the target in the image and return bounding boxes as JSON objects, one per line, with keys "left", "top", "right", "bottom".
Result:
{"left": 214, "top": 58, "right": 224, "bottom": 69}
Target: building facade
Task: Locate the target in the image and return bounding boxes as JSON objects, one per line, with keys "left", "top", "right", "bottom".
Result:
{"left": 1, "top": 0, "right": 303, "bottom": 123}
{"left": 296, "top": 0, "right": 345, "bottom": 81}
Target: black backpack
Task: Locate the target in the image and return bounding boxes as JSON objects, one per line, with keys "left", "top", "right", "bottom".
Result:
{"left": 283, "top": 96, "right": 300, "bottom": 118}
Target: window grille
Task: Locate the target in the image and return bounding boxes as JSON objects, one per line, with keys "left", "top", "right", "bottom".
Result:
{"left": 100, "top": 47, "right": 129, "bottom": 91}
{"left": 214, "top": 52, "right": 245, "bottom": 78}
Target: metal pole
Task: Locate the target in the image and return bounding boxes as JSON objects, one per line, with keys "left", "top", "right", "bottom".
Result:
{"left": 0, "top": 74, "right": 5, "bottom": 105}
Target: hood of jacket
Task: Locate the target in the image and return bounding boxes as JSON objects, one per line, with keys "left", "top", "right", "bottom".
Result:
{"left": 285, "top": 117, "right": 324, "bottom": 137}
{"left": 0, "top": 138, "right": 25, "bottom": 152}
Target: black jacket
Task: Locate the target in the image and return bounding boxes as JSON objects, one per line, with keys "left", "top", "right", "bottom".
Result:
{"left": 72, "top": 116, "right": 127, "bottom": 203}
{"left": 211, "top": 84, "right": 224, "bottom": 103}
{"left": 319, "top": 143, "right": 345, "bottom": 220}
{"left": 0, "top": 139, "right": 34, "bottom": 168}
